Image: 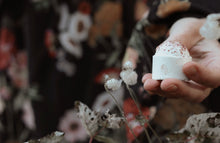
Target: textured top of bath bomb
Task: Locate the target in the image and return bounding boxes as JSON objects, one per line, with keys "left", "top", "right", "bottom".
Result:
{"left": 155, "top": 41, "right": 192, "bottom": 60}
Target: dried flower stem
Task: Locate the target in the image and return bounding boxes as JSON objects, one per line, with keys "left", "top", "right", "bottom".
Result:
{"left": 184, "top": 135, "right": 197, "bottom": 143}
{"left": 89, "top": 137, "right": 93, "bottom": 143}
{"left": 125, "top": 84, "right": 151, "bottom": 143}
{"left": 126, "top": 84, "right": 162, "bottom": 143}
{"left": 104, "top": 85, "right": 140, "bottom": 143}
{"left": 89, "top": 127, "right": 105, "bottom": 143}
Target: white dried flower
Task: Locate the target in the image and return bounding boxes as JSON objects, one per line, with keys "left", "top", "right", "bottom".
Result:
{"left": 200, "top": 13, "right": 220, "bottom": 40}
{"left": 54, "top": 131, "right": 64, "bottom": 137}
{"left": 184, "top": 113, "right": 220, "bottom": 138}
{"left": 75, "top": 101, "right": 100, "bottom": 136}
{"left": 100, "top": 110, "right": 125, "bottom": 129}
{"left": 120, "top": 70, "right": 138, "bottom": 85}
{"left": 171, "top": 112, "right": 220, "bottom": 143}
{"left": 75, "top": 101, "right": 125, "bottom": 136}
{"left": 105, "top": 78, "right": 122, "bottom": 91}
{"left": 104, "top": 74, "right": 110, "bottom": 81}
{"left": 25, "top": 131, "right": 65, "bottom": 143}
{"left": 123, "top": 61, "right": 134, "bottom": 70}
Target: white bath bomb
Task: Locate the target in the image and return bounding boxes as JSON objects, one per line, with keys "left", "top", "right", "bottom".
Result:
{"left": 152, "top": 41, "right": 192, "bottom": 80}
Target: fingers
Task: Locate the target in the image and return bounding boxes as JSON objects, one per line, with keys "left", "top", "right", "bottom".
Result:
{"left": 142, "top": 74, "right": 162, "bottom": 95}
{"left": 142, "top": 73, "right": 152, "bottom": 83}
{"left": 142, "top": 74, "right": 161, "bottom": 91}
{"left": 142, "top": 74, "right": 212, "bottom": 102}
{"left": 160, "top": 79, "right": 211, "bottom": 102}
{"left": 183, "top": 62, "right": 220, "bottom": 88}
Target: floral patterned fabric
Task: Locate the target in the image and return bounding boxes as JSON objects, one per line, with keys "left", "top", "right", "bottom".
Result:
{"left": 0, "top": 0, "right": 220, "bottom": 143}
{"left": 0, "top": 0, "right": 137, "bottom": 142}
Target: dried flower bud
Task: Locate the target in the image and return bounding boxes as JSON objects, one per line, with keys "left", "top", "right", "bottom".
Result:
{"left": 184, "top": 113, "right": 220, "bottom": 138}
{"left": 75, "top": 101, "right": 125, "bottom": 137}
{"left": 25, "top": 131, "right": 64, "bottom": 143}
{"left": 75, "top": 101, "right": 100, "bottom": 136}
{"left": 105, "top": 78, "right": 122, "bottom": 91}
{"left": 120, "top": 70, "right": 138, "bottom": 85}
{"left": 123, "top": 61, "right": 134, "bottom": 70}
{"left": 100, "top": 110, "right": 125, "bottom": 129}
{"left": 104, "top": 74, "right": 110, "bottom": 82}
{"left": 54, "top": 131, "right": 64, "bottom": 137}
{"left": 200, "top": 13, "right": 220, "bottom": 40}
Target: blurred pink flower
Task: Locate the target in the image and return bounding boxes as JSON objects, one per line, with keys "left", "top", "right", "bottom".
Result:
{"left": 22, "top": 100, "right": 36, "bottom": 130}
{"left": 58, "top": 109, "right": 88, "bottom": 143}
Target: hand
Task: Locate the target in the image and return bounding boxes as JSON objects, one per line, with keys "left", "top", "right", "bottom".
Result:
{"left": 142, "top": 18, "right": 220, "bottom": 102}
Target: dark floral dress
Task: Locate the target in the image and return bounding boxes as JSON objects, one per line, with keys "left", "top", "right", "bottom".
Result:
{"left": 0, "top": 0, "right": 220, "bottom": 143}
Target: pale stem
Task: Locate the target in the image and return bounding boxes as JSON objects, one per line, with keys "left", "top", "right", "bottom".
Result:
{"left": 104, "top": 85, "right": 140, "bottom": 143}
{"left": 89, "top": 127, "right": 104, "bottom": 143}
{"left": 126, "top": 84, "right": 162, "bottom": 143}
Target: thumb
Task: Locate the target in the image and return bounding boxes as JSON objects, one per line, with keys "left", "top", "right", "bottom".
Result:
{"left": 166, "top": 17, "right": 205, "bottom": 49}
{"left": 183, "top": 62, "right": 220, "bottom": 88}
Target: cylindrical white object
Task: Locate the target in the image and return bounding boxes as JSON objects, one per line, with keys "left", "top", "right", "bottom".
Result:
{"left": 152, "top": 55, "right": 189, "bottom": 80}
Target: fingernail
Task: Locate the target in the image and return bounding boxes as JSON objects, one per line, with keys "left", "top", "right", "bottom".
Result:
{"left": 165, "top": 85, "right": 177, "bottom": 92}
